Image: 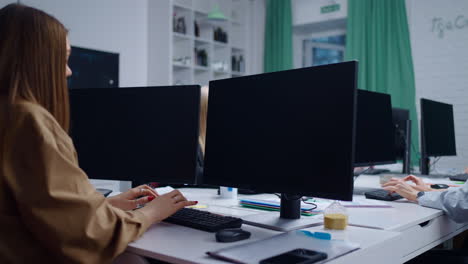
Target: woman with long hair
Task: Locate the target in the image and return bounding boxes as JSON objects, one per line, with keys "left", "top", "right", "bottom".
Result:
{"left": 198, "top": 85, "right": 209, "bottom": 154}
{"left": 0, "top": 4, "right": 196, "bottom": 263}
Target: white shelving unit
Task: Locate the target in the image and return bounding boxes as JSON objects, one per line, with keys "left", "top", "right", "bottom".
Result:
{"left": 149, "top": 0, "right": 250, "bottom": 86}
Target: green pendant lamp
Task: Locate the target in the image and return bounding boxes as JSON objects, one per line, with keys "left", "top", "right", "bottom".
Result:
{"left": 207, "top": 4, "right": 227, "bottom": 21}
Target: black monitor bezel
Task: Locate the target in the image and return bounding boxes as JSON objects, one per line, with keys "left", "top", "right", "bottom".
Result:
{"left": 420, "top": 98, "right": 457, "bottom": 158}
{"left": 392, "top": 107, "right": 410, "bottom": 160}
{"left": 353, "top": 90, "right": 397, "bottom": 167}
{"left": 69, "top": 85, "right": 201, "bottom": 184}
{"left": 203, "top": 61, "right": 358, "bottom": 201}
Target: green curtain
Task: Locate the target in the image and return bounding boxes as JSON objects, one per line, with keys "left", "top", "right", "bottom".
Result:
{"left": 264, "top": 0, "right": 293, "bottom": 73}
{"left": 345, "top": 0, "right": 419, "bottom": 166}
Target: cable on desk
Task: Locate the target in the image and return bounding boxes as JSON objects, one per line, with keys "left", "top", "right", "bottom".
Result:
{"left": 301, "top": 197, "right": 318, "bottom": 211}
{"left": 273, "top": 193, "right": 318, "bottom": 211}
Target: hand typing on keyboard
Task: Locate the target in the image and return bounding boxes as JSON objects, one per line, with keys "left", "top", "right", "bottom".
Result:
{"left": 382, "top": 175, "right": 432, "bottom": 192}
{"left": 382, "top": 177, "right": 421, "bottom": 201}
{"left": 137, "top": 190, "right": 198, "bottom": 223}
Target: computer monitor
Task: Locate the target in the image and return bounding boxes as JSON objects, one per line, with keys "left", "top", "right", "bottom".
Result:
{"left": 420, "top": 98, "right": 456, "bottom": 174}
{"left": 68, "top": 46, "right": 119, "bottom": 89}
{"left": 203, "top": 61, "right": 357, "bottom": 223}
{"left": 69, "top": 86, "right": 201, "bottom": 184}
{"left": 392, "top": 107, "right": 411, "bottom": 174}
{"left": 354, "top": 90, "right": 396, "bottom": 168}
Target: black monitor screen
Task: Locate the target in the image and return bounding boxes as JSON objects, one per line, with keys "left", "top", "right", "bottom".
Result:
{"left": 203, "top": 61, "right": 357, "bottom": 201}
{"left": 68, "top": 46, "right": 119, "bottom": 89}
{"left": 70, "top": 86, "right": 200, "bottom": 184}
{"left": 392, "top": 107, "right": 410, "bottom": 159}
{"left": 421, "top": 98, "right": 456, "bottom": 157}
{"left": 354, "top": 90, "right": 396, "bottom": 166}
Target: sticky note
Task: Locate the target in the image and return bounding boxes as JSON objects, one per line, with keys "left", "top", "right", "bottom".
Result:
{"left": 187, "top": 204, "right": 208, "bottom": 209}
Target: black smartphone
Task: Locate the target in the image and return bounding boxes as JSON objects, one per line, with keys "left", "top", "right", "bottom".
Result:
{"left": 259, "top": 248, "right": 327, "bottom": 264}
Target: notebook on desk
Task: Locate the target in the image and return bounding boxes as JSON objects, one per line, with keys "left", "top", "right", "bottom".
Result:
{"left": 239, "top": 198, "right": 321, "bottom": 216}
{"left": 207, "top": 230, "right": 360, "bottom": 264}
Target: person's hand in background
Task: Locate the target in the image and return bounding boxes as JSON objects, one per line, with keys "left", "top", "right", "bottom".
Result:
{"left": 382, "top": 181, "right": 420, "bottom": 201}
{"left": 382, "top": 175, "right": 433, "bottom": 192}
{"left": 107, "top": 185, "right": 159, "bottom": 211}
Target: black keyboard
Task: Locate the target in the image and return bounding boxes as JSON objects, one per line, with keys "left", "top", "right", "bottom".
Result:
{"left": 164, "top": 208, "right": 243, "bottom": 232}
{"left": 354, "top": 187, "right": 381, "bottom": 195}
{"left": 364, "top": 168, "right": 390, "bottom": 175}
{"left": 449, "top": 173, "right": 468, "bottom": 182}
{"left": 381, "top": 173, "right": 450, "bottom": 179}
{"left": 354, "top": 168, "right": 390, "bottom": 176}
{"left": 364, "top": 189, "right": 403, "bottom": 201}
{"left": 96, "top": 188, "right": 112, "bottom": 197}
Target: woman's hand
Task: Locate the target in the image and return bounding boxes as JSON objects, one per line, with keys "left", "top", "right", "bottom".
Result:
{"left": 382, "top": 181, "right": 420, "bottom": 201}
{"left": 382, "top": 175, "right": 432, "bottom": 192}
{"left": 381, "top": 175, "right": 431, "bottom": 202}
{"left": 139, "top": 190, "right": 197, "bottom": 223}
{"left": 107, "top": 185, "right": 159, "bottom": 211}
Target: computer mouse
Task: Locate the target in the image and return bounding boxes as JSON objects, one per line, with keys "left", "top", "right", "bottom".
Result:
{"left": 430, "top": 184, "right": 449, "bottom": 189}
{"left": 215, "top": 228, "right": 251, "bottom": 243}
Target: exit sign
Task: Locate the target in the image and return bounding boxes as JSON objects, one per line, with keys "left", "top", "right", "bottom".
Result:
{"left": 321, "top": 4, "right": 340, "bottom": 14}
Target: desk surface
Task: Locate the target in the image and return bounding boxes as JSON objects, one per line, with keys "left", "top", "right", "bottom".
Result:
{"left": 126, "top": 177, "right": 468, "bottom": 264}
{"left": 127, "top": 221, "right": 401, "bottom": 264}
{"left": 350, "top": 175, "right": 444, "bottom": 231}
{"left": 128, "top": 223, "right": 280, "bottom": 264}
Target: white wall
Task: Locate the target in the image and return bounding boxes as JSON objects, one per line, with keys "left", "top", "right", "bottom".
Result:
{"left": 248, "top": 0, "right": 266, "bottom": 74}
{"left": 0, "top": 0, "right": 15, "bottom": 7}
{"left": 147, "top": 0, "right": 171, "bottom": 86}
{"left": 408, "top": 0, "right": 468, "bottom": 171}
{"left": 21, "top": 0, "right": 149, "bottom": 87}
{"left": 17, "top": 0, "right": 260, "bottom": 86}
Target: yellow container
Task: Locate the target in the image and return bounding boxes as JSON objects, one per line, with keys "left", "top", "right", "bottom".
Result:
{"left": 324, "top": 213, "right": 348, "bottom": 230}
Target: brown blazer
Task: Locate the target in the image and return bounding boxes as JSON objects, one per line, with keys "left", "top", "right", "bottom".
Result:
{"left": 0, "top": 99, "right": 151, "bottom": 264}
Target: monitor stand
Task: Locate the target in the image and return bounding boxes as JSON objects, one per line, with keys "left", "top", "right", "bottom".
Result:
{"left": 420, "top": 156, "right": 430, "bottom": 175}
{"left": 401, "top": 120, "right": 412, "bottom": 174}
{"left": 241, "top": 194, "right": 322, "bottom": 232}
{"left": 363, "top": 167, "right": 390, "bottom": 175}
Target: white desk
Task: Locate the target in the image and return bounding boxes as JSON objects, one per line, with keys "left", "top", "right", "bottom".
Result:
{"left": 126, "top": 179, "right": 468, "bottom": 264}
{"left": 351, "top": 175, "right": 468, "bottom": 262}
{"left": 127, "top": 223, "right": 281, "bottom": 264}
{"left": 127, "top": 222, "right": 400, "bottom": 264}
{"left": 303, "top": 226, "right": 400, "bottom": 264}
{"left": 351, "top": 175, "right": 445, "bottom": 231}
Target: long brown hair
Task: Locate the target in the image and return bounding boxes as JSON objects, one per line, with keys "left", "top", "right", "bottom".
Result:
{"left": 198, "top": 86, "right": 209, "bottom": 155}
{"left": 0, "top": 4, "right": 70, "bottom": 131}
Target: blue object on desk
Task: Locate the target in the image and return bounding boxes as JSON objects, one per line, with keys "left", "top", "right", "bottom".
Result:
{"left": 297, "top": 230, "right": 332, "bottom": 240}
